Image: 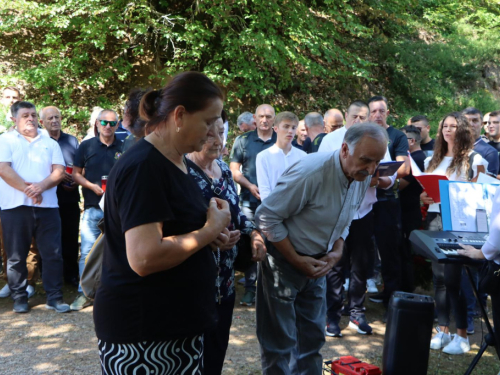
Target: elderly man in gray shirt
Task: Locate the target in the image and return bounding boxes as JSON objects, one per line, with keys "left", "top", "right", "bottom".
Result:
{"left": 255, "top": 123, "right": 388, "bottom": 375}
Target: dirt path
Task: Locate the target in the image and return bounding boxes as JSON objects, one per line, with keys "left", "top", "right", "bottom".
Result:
{"left": 0, "top": 280, "right": 498, "bottom": 374}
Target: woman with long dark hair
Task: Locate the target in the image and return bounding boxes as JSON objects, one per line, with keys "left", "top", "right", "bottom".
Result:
{"left": 93, "top": 72, "right": 231, "bottom": 374}
{"left": 422, "top": 112, "right": 486, "bottom": 355}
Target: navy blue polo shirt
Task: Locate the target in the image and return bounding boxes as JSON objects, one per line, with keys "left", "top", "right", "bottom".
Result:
{"left": 474, "top": 138, "right": 499, "bottom": 176}
{"left": 74, "top": 136, "right": 123, "bottom": 209}
{"left": 52, "top": 132, "right": 80, "bottom": 205}
{"left": 230, "top": 130, "right": 276, "bottom": 206}
{"left": 292, "top": 138, "right": 304, "bottom": 151}
{"left": 488, "top": 140, "right": 500, "bottom": 173}
{"left": 115, "top": 122, "right": 130, "bottom": 142}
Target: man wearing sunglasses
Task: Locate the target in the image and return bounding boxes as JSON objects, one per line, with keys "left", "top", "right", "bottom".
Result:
{"left": 71, "top": 109, "right": 123, "bottom": 311}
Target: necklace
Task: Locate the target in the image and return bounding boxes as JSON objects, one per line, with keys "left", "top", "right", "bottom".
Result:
{"left": 213, "top": 247, "right": 222, "bottom": 304}
{"left": 196, "top": 160, "right": 223, "bottom": 196}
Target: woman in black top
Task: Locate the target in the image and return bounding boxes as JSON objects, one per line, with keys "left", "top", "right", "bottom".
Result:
{"left": 93, "top": 72, "right": 231, "bottom": 374}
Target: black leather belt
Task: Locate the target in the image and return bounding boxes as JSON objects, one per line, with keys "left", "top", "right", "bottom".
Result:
{"left": 296, "top": 251, "right": 328, "bottom": 259}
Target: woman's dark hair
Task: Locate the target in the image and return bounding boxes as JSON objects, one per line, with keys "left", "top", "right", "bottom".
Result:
{"left": 139, "top": 72, "right": 224, "bottom": 134}
{"left": 426, "top": 112, "right": 474, "bottom": 177}
{"left": 125, "top": 88, "right": 151, "bottom": 138}
{"left": 221, "top": 109, "right": 228, "bottom": 123}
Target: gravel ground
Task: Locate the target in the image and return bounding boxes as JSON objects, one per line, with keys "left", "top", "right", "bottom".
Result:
{"left": 0, "top": 277, "right": 499, "bottom": 374}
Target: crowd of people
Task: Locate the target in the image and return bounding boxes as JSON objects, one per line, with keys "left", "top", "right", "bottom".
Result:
{"left": 0, "top": 73, "right": 499, "bottom": 374}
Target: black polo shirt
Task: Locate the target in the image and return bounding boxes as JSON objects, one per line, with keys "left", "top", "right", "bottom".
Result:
{"left": 421, "top": 138, "right": 435, "bottom": 151}
{"left": 230, "top": 130, "right": 277, "bottom": 206}
{"left": 74, "top": 136, "right": 123, "bottom": 209}
{"left": 307, "top": 133, "right": 327, "bottom": 153}
{"left": 53, "top": 132, "right": 80, "bottom": 205}
{"left": 400, "top": 149, "right": 425, "bottom": 213}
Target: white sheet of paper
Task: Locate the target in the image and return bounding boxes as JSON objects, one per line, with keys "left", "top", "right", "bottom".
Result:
{"left": 477, "top": 172, "right": 500, "bottom": 185}
{"left": 409, "top": 155, "right": 423, "bottom": 176}
{"left": 449, "top": 183, "right": 485, "bottom": 232}
{"left": 99, "top": 193, "right": 105, "bottom": 212}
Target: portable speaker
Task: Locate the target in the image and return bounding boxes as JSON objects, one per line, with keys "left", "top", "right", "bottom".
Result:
{"left": 382, "top": 292, "right": 435, "bottom": 375}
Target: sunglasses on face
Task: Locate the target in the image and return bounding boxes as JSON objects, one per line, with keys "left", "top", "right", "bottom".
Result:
{"left": 100, "top": 120, "right": 118, "bottom": 127}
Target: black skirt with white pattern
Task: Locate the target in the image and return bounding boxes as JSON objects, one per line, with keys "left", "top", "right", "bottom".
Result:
{"left": 98, "top": 335, "right": 204, "bottom": 375}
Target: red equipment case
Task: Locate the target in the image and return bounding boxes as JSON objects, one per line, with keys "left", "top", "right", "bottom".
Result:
{"left": 331, "top": 356, "right": 382, "bottom": 375}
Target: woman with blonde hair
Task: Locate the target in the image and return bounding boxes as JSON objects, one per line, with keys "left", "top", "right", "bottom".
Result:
{"left": 421, "top": 112, "right": 487, "bottom": 355}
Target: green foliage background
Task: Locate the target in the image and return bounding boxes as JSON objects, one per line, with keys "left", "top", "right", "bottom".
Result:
{"left": 1, "top": 0, "right": 499, "bottom": 138}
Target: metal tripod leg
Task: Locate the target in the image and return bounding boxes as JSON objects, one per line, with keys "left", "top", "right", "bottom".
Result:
{"left": 463, "top": 265, "right": 498, "bottom": 375}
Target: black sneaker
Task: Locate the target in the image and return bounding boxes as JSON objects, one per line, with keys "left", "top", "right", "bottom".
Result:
{"left": 369, "top": 292, "right": 385, "bottom": 304}
{"left": 341, "top": 305, "right": 350, "bottom": 316}
{"left": 349, "top": 314, "right": 372, "bottom": 335}
{"left": 45, "top": 299, "right": 71, "bottom": 313}
{"left": 13, "top": 296, "right": 29, "bottom": 313}
{"left": 326, "top": 321, "right": 342, "bottom": 337}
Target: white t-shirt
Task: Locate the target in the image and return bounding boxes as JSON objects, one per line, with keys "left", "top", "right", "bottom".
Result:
{"left": 256, "top": 144, "right": 307, "bottom": 201}
{"left": 425, "top": 152, "right": 487, "bottom": 213}
{"left": 0, "top": 130, "right": 65, "bottom": 209}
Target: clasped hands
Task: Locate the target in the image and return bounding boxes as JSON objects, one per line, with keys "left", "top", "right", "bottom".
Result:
{"left": 24, "top": 182, "right": 44, "bottom": 205}
{"left": 207, "top": 197, "right": 266, "bottom": 261}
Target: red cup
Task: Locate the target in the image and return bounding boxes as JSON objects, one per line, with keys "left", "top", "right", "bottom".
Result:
{"left": 101, "top": 175, "right": 108, "bottom": 193}
{"left": 66, "top": 163, "right": 73, "bottom": 174}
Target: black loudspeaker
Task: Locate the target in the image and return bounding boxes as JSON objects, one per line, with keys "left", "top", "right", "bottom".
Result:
{"left": 382, "top": 292, "right": 434, "bottom": 375}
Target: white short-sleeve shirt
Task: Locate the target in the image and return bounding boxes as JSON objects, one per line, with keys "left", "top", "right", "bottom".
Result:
{"left": 0, "top": 130, "right": 65, "bottom": 209}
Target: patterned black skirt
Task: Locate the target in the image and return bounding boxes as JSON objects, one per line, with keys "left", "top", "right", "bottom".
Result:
{"left": 98, "top": 335, "right": 204, "bottom": 374}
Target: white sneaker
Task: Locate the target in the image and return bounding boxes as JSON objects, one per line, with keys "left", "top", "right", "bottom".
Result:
{"left": 366, "top": 279, "right": 378, "bottom": 293}
{"left": 27, "top": 285, "right": 35, "bottom": 299}
{"left": 343, "top": 278, "right": 350, "bottom": 291}
{"left": 430, "top": 331, "right": 451, "bottom": 350}
{"left": 0, "top": 284, "right": 11, "bottom": 298}
{"left": 442, "top": 334, "right": 470, "bottom": 355}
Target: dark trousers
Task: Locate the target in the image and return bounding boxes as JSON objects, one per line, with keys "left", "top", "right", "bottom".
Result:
{"left": 373, "top": 198, "right": 403, "bottom": 304}
{"left": 58, "top": 202, "right": 80, "bottom": 283}
{"left": 326, "top": 211, "right": 375, "bottom": 322}
{"left": 0, "top": 206, "right": 63, "bottom": 301}
{"left": 204, "top": 294, "right": 236, "bottom": 375}
{"left": 400, "top": 207, "right": 422, "bottom": 293}
{"left": 432, "top": 261, "right": 468, "bottom": 329}
{"left": 241, "top": 204, "right": 258, "bottom": 293}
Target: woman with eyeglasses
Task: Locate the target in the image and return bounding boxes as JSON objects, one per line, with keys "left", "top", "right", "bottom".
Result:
{"left": 71, "top": 109, "right": 123, "bottom": 311}
{"left": 420, "top": 112, "right": 487, "bottom": 355}
{"left": 186, "top": 112, "right": 266, "bottom": 374}
{"left": 93, "top": 72, "right": 231, "bottom": 374}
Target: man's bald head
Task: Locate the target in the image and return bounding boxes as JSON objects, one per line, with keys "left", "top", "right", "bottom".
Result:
{"left": 40, "top": 106, "right": 61, "bottom": 120}
{"left": 324, "top": 109, "right": 344, "bottom": 133}
{"left": 39, "top": 106, "right": 62, "bottom": 134}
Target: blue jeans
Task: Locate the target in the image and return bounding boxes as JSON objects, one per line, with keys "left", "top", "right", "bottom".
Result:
{"left": 257, "top": 244, "right": 326, "bottom": 375}
{"left": 78, "top": 207, "right": 103, "bottom": 293}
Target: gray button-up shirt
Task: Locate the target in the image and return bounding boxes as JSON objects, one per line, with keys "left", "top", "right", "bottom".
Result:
{"left": 255, "top": 149, "right": 371, "bottom": 256}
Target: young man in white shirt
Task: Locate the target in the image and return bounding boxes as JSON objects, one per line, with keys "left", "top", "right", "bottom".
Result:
{"left": 0, "top": 101, "right": 69, "bottom": 314}
{"left": 256, "top": 111, "right": 307, "bottom": 201}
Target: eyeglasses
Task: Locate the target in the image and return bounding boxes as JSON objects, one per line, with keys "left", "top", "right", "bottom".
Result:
{"left": 100, "top": 120, "right": 118, "bottom": 127}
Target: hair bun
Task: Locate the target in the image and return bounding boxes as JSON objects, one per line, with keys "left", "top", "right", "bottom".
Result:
{"left": 139, "top": 89, "right": 161, "bottom": 121}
